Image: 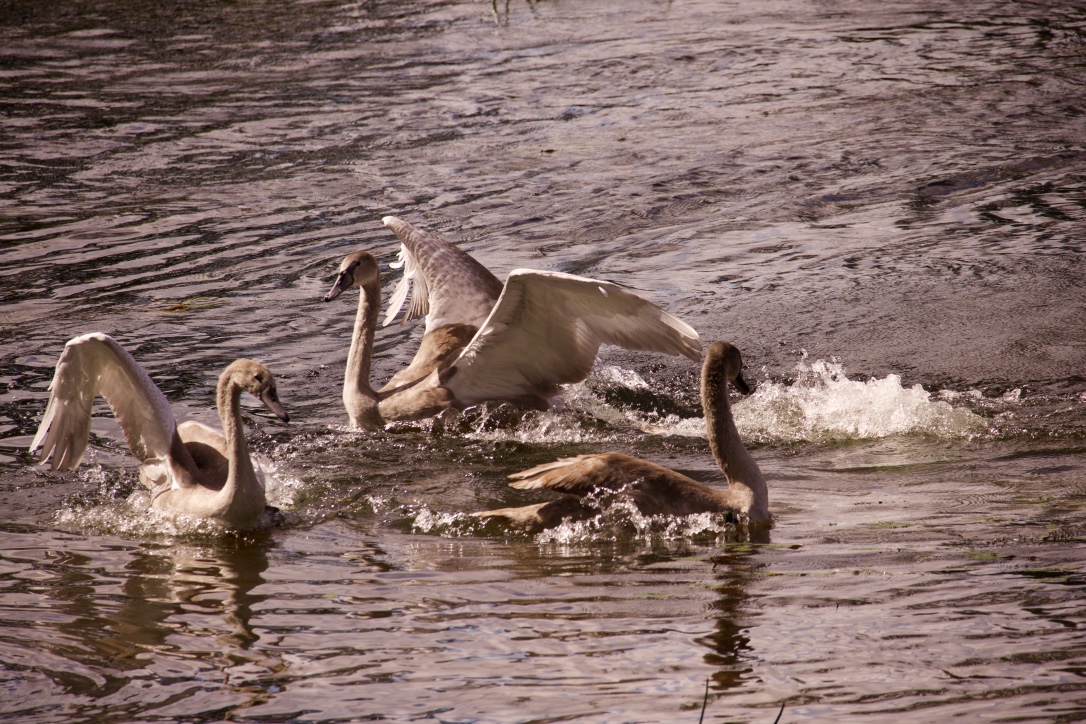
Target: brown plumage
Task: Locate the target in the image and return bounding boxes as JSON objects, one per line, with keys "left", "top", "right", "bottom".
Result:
{"left": 473, "top": 341, "right": 770, "bottom": 532}
{"left": 322, "top": 217, "right": 702, "bottom": 429}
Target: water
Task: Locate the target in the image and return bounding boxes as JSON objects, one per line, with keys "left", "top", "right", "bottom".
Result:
{"left": 2, "top": 0, "right": 1085, "bottom": 720}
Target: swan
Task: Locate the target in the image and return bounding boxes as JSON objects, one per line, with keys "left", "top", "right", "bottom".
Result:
{"left": 322, "top": 216, "right": 703, "bottom": 428}
{"left": 473, "top": 341, "right": 770, "bottom": 531}
{"left": 29, "top": 333, "right": 289, "bottom": 530}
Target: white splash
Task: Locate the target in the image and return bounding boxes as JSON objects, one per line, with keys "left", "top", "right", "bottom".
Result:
{"left": 55, "top": 490, "right": 233, "bottom": 538}
{"left": 730, "top": 357, "right": 988, "bottom": 443}
{"left": 534, "top": 502, "right": 735, "bottom": 547}
{"left": 261, "top": 457, "right": 304, "bottom": 510}
{"left": 554, "top": 356, "right": 987, "bottom": 443}
{"left": 408, "top": 505, "right": 479, "bottom": 536}
{"left": 53, "top": 458, "right": 293, "bottom": 538}
{"left": 593, "top": 365, "right": 651, "bottom": 390}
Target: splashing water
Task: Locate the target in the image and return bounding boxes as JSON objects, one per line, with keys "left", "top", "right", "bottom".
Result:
{"left": 567, "top": 358, "right": 989, "bottom": 443}
{"left": 407, "top": 491, "right": 737, "bottom": 546}
{"left": 534, "top": 492, "right": 737, "bottom": 547}
{"left": 408, "top": 505, "right": 483, "bottom": 537}
{"left": 52, "top": 456, "right": 294, "bottom": 539}
{"left": 734, "top": 357, "right": 989, "bottom": 443}
{"left": 261, "top": 458, "right": 306, "bottom": 510}
{"left": 54, "top": 491, "right": 236, "bottom": 539}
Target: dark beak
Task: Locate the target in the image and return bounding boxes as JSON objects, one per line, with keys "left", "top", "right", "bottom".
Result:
{"left": 323, "top": 271, "right": 351, "bottom": 302}
{"left": 732, "top": 371, "right": 754, "bottom": 396}
{"left": 261, "top": 387, "right": 290, "bottom": 423}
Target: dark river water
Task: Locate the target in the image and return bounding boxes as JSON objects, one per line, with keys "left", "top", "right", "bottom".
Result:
{"left": 2, "top": 0, "right": 1085, "bottom": 721}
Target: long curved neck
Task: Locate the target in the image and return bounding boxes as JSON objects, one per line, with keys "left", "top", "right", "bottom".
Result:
{"left": 216, "top": 375, "right": 264, "bottom": 520}
{"left": 344, "top": 277, "right": 384, "bottom": 429}
{"left": 702, "top": 360, "right": 770, "bottom": 522}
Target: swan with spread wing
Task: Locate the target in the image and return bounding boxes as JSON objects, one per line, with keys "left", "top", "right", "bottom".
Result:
{"left": 473, "top": 341, "right": 770, "bottom": 531}
{"left": 322, "top": 216, "right": 702, "bottom": 428}
{"left": 30, "top": 333, "right": 289, "bottom": 530}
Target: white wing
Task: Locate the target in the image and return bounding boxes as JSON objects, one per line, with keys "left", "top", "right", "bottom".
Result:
{"left": 30, "top": 333, "right": 180, "bottom": 481}
{"left": 442, "top": 270, "right": 702, "bottom": 405}
{"left": 381, "top": 216, "right": 503, "bottom": 331}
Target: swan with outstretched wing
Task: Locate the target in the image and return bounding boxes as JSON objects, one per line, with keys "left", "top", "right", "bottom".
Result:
{"left": 30, "top": 333, "right": 289, "bottom": 529}
{"left": 322, "top": 217, "right": 701, "bottom": 428}
{"left": 473, "top": 341, "right": 770, "bottom": 531}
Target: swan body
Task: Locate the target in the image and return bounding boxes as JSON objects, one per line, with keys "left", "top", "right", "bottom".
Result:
{"left": 30, "top": 333, "right": 289, "bottom": 530}
{"left": 323, "top": 216, "right": 703, "bottom": 428}
{"left": 473, "top": 341, "right": 770, "bottom": 531}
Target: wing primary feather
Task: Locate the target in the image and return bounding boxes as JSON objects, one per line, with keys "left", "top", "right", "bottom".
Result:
{"left": 384, "top": 243, "right": 426, "bottom": 327}
{"left": 29, "top": 395, "right": 58, "bottom": 456}
{"left": 443, "top": 270, "right": 702, "bottom": 405}
{"left": 382, "top": 216, "right": 503, "bottom": 331}
{"left": 29, "top": 333, "right": 179, "bottom": 474}
{"left": 508, "top": 456, "right": 583, "bottom": 482}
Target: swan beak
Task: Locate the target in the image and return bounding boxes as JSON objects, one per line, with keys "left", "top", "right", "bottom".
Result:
{"left": 732, "top": 372, "right": 754, "bottom": 396}
{"left": 323, "top": 271, "right": 350, "bottom": 302}
{"left": 261, "top": 388, "right": 290, "bottom": 423}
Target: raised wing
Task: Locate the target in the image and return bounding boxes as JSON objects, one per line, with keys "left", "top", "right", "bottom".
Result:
{"left": 508, "top": 455, "right": 627, "bottom": 495}
{"left": 381, "top": 216, "right": 503, "bottom": 332}
{"left": 30, "top": 333, "right": 180, "bottom": 480}
{"left": 441, "top": 270, "right": 702, "bottom": 405}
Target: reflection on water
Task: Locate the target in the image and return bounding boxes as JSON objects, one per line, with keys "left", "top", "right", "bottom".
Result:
{"left": 0, "top": 530, "right": 277, "bottom": 718}
{"left": 1, "top": 0, "right": 1085, "bottom": 720}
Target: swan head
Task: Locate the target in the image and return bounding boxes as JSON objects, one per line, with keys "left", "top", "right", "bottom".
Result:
{"left": 705, "top": 341, "right": 754, "bottom": 396}
{"left": 222, "top": 359, "right": 290, "bottom": 422}
{"left": 323, "top": 251, "right": 380, "bottom": 302}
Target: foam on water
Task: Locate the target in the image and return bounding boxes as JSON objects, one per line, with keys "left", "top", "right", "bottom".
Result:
{"left": 408, "top": 505, "right": 483, "bottom": 537}
{"left": 53, "top": 456, "right": 293, "bottom": 539}
{"left": 460, "top": 357, "right": 990, "bottom": 446}
{"left": 534, "top": 499, "right": 736, "bottom": 547}
{"left": 731, "top": 356, "right": 990, "bottom": 443}
{"left": 54, "top": 490, "right": 235, "bottom": 539}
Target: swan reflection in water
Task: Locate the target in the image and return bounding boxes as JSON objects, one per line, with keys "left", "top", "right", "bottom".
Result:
{"left": 702, "top": 545, "right": 764, "bottom": 700}
{"left": 61, "top": 536, "right": 275, "bottom": 677}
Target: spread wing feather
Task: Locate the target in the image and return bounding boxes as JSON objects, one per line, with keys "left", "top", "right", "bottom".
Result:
{"left": 507, "top": 454, "right": 665, "bottom": 495}
{"left": 381, "top": 216, "right": 503, "bottom": 331}
{"left": 443, "top": 270, "right": 702, "bottom": 405}
{"left": 384, "top": 241, "right": 428, "bottom": 327}
{"left": 30, "top": 333, "right": 180, "bottom": 482}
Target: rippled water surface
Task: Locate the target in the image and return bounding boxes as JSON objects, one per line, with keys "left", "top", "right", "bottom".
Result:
{"left": 2, "top": 0, "right": 1085, "bottom": 721}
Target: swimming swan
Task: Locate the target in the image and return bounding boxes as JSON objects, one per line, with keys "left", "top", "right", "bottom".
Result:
{"left": 473, "top": 341, "right": 770, "bottom": 531}
{"left": 323, "top": 216, "right": 703, "bottom": 428}
{"left": 30, "top": 333, "right": 289, "bottom": 530}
